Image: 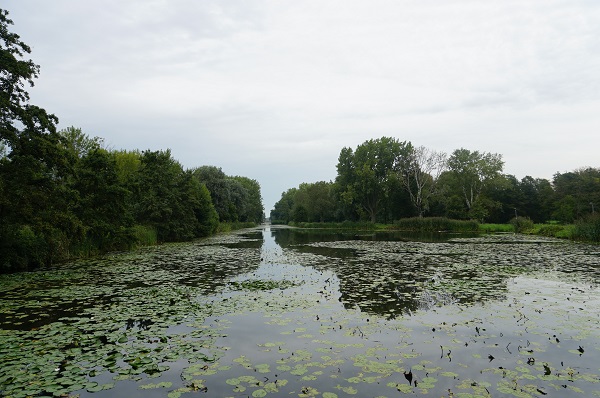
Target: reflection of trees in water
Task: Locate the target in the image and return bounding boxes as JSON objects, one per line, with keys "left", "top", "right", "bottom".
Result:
{"left": 272, "top": 228, "right": 359, "bottom": 248}
{"left": 271, "top": 228, "right": 515, "bottom": 318}
{"left": 333, "top": 258, "right": 510, "bottom": 319}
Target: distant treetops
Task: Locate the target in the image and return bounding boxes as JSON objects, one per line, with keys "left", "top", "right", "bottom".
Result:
{"left": 271, "top": 136, "right": 599, "bottom": 226}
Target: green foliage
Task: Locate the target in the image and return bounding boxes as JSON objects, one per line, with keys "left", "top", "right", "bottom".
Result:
{"left": 216, "top": 222, "right": 258, "bottom": 233}
{"left": 479, "top": 223, "right": 514, "bottom": 233}
{"left": 0, "top": 11, "right": 258, "bottom": 270}
{"left": 130, "top": 225, "right": 158, "bottom": 247}
{"left": 193, "top": 166, "right": 263, "bottom": 224}
{"left": 552, "top": 168, "right": 600, "bottom": 223}
{"left": 573, "top": 214, "right": 600, "bottom": 242}
{"left": 510, "top": 216, "right": 534, "bottom": 233}
{"left": 0, "top": 9, "right": 58, "bottom": 147}
{"left": 533, "top": 224, "right": 568, "bottom": 238}
{"left": 442, "top": 148, "right": 504, "bottom": 220}
{"left": 59, "top": 126, "right": 103, "bottom": 158}
{"left": 392, "top": 217, "right": 479, "bottom": 232}
{"left": 74, "top": 149, "right": 132, "bottom": 251}
{"left": 133, "top": 150, "right": 219, "bottom": 242}
{"left": 335, "top": 137, "right": 414, "bottom": 223}
{"left": 271, "top": 188, "right": 298, "bottom": 224}
{"left": 231, "top": 176, "right": 264, "bottom": 223}
{"left": 289, "top": 221, "right": 377, "bottom": 230}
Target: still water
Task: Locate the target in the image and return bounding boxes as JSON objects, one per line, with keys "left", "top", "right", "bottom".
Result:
{"left": 1, "top": 225, "right": 599, "bottom": 397}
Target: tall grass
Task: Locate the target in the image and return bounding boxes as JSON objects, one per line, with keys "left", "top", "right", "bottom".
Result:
{"left": 573, "top": 214, "right": 600, "bottom": 242}
{"left": 131, "top": 225, "right": 158, "bottom": 247}
{"left": 510, "top": 216, "right": 534, "bottom": 233}
{"left": 479, "top": 224, "right": 514, "bottom": 233}
{"left": 216, "top": 222, "right": 258, "bottom": 233}
{"left": 392, "top": 217, "right": 479, "bottom": 232}
{"left": 289, "top": 221, "right": 377, "bottom": 230}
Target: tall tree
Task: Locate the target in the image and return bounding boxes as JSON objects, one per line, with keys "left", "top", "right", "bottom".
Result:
{"left": 400, "top": 146, "right": 447, "bottom": 217}
{"left": 336, "top": 137, "right": 412, "bottom": 223}
{"left": 1, "top": 9, "right": 57, "bottom": 148}
{"left": 133, "top": 150, "right": 218, "bottom": 241}
{"left": 193, "top": 166, "right": 234, "bottom": 222}
{"left": 552, "top": 168, "right": 600, "bottom": 222}
{"left": 232, "top": 176, "right": 264, "bottom": 223}
{"left": 446, "top": 148, "right": 504, "bottom": 220}
{"left": 270, "top": 188, "right": 297, "bottom": 224}
{"left": 0, "top": 9, "right": 74, "bottom": 270}
{"left": 74, "top": 149, "right": 132, "bottom": 251}
{"left": 59, "top": 126, "right": 104, "bottom": 159}
{"left": 517, "top": 176, "right": 554, "bottom": 223}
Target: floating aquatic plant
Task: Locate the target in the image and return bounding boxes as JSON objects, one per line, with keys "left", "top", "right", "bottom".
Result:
{"left": 0, "top": 227, "right": 599, "bottom": 397}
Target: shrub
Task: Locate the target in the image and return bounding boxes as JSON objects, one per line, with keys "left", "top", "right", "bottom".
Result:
{"left": 131, "top": 225, "right": 158, "bottom": 247}
{"left": 510, "top": 216, "right": 534, "bottom": 233}
{"left": 573, "top": 214, "right": 600, "bottom": 242}
{"left": 479, "top": 224, "right": 514, "bottom": 233}
{"left": 535, "top": 224, "right": 565, "bottom": 237}
{"left": 216, "top": 222, "right": 257, "bottom": 233}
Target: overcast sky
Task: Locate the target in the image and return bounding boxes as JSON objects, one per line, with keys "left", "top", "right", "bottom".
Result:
{"left": 6, "top": 1, "right": 600, "bottom": 212}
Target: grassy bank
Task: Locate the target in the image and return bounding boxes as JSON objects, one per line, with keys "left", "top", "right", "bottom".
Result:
{"left": 286, "top": 217, "right": 599, "bottom": 243}
{"left": 478, "top": 221, "right": 576, "bottom": 239}
{"left": 288, "top": 221, "right": 379, "bottom": 230}
{"left": 391, "top": 217, "right": 479, "bottom": 232}
{"left": 216, "top": 222, "right": 259, "bottom": 233}
{"left": 289, "top": 218, "right": 479, "bottom": 232}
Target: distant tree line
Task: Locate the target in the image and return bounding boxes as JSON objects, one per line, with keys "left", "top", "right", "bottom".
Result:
{"left": 0, "top": 10, "right": 263, "bottom": 272}
{"left": 271, "top": 137, "right": 599, "bottom": 225}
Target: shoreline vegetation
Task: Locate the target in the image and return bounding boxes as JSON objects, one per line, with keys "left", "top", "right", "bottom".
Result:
{"left": 281, "top": 215, "right": 600, "bottom": 243}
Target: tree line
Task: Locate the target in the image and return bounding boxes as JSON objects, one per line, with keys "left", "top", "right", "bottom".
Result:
{"left": 0, "top": 10, "right": 263, "bottom": 272}
{"left": 271, "top": 137, "right": 599, "bottom": 225}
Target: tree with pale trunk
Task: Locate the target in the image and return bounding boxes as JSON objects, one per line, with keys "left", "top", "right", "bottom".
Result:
{"left": 400, "top": 146, "right": 447, "bottom": 217}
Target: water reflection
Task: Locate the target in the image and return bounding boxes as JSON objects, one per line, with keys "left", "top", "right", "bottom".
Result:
{"left": 2, "top": 225, "right": 600, "bottom": 398}
{"left": 272, "top": 227, "right": 479, "bottom": 246}
{"left": 265, "top": 226, "right": 578, "bottom": 319}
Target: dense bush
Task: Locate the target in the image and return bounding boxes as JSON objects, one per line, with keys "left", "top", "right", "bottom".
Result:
{"left": 534, "top": 224, "right": 566, "bottom": 237}
{"left": 573, "top": 214, "right": 600, "bottom": 242}
{"left": 510, "top": 216, "right": 534, "bottom": 233}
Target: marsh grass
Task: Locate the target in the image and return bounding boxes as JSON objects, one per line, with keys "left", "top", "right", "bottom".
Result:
{"left": 573, "top": 214, "right": 600, "bottom": 242}
{"left": 392, "top": 217, "right": 479, "bottom": 232}
{"left": 291, "top": 218, "right": 480, "bottom": 232}
{"left": 479, "top": 223, "right": 514, "bottom": 233}
{"left": 217, "top": 222, "right": 258, "bottom": 233}
{"left": 131, "top": 225, "right": 158, "bottom": 246}
{"left": 510, "top": 216, "right": 535, "bottom": 233}
{"left": 289, "top": 221, "right": 378, "bottom": 230}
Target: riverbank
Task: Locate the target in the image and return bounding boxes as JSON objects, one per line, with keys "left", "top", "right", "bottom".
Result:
{"left": 283, "top": 216, "right": 600, "bottom": 243}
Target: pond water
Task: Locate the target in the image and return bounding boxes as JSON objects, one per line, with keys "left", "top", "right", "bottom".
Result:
{"left": 1, "top": 225, "right": 599, "bottom": 397}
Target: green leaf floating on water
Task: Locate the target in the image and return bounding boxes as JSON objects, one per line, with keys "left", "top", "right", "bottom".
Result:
{"left": 139, "top": 381, "right": 173, "bottom": 389}
{"left": 228, "top": 279, "right": 301, "bottom": 291}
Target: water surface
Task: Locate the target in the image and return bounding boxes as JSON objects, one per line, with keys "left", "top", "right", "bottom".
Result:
{"left": 1, "top": 225, "right": 599, "bottom": 397}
